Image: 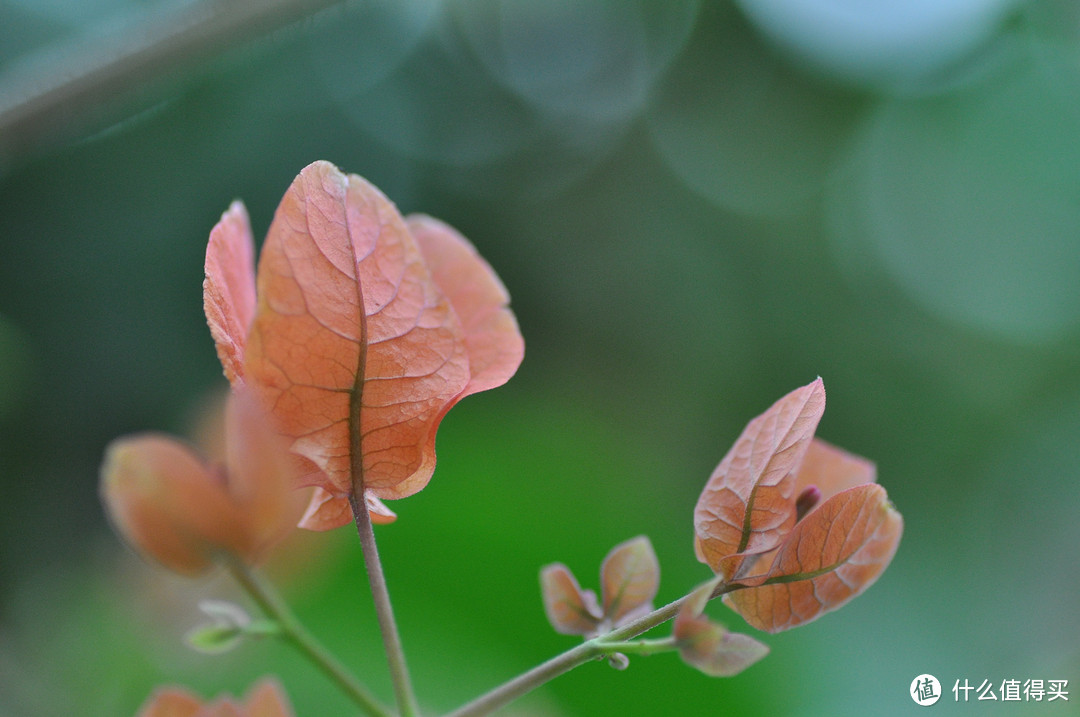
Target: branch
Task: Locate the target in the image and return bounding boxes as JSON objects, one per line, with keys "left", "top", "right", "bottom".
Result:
{"left": 226, "top": 559, "right": 392, "bottom": 717}
{"left": 445, "top": 579, "right": 744, "bottom": 717}
{"left": 0, "top": 0, "right": 345, "bottom": 165}
{"left": 351, "top": 493, "right": 421, "bottom": 717}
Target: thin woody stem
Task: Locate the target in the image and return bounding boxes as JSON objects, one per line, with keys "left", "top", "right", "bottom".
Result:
{"left": 593, "top": 637, "right": 679, "bottom": 657}
{"left": 443, "top": 581, "right": 741, "bottom": 717}
{"left": 0, "top": 0, "right": 347, "bottom": 163}
{"left": 225, "top": 559, "right": 392, "bottom": 717}
{"left": 346, "top": 233, "right": 420, "bottom": 717}
{"left": 351, "top": 492, "right": 421, "bottom": 717}
{"left": 341, "top": 179, "right": 416, "bottom": 717}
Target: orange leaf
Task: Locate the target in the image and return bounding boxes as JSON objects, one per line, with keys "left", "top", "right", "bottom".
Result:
{"left": 724, "top": 483, "right": 903, "bottom": 632}
{"left": 694, "top": 378, "right": 826, "bottom": 579}
{"left": 239, "top": 679, "right": 294, "bottom": 717}
{"left": 222, "top": 162, "right": 523, "bottom": 529}
{"left": 794, "top": 437, "right": 876, "bottom": 504}
{"left": 673, "top": 578, "right": 769, "bottom": 677}
{"left": 674, "top": 614, "right": 770, "bottom": 677}
{"left": 600, "top": 535, "right": 660, "bottom": 625}
{"left": 242, "top": 161, "right": 471, "bottom": 504}
{"left": 407, "top": 215, "right": 524, "bottom": 397}
{"left": 100, "top": 390, "right": 303, "bottom": 575}
{"left": 540, "top": 563, "right": 602, "bottom": 635}
{"left": 137, "top": 687, "right": 202, "bottom": 717}
{"left": 204, "top": 201, "right": 257, "bottom": 385}
{"left": 100, "top": 434, "right": 246, "bottom": 576}
{"left": 136, "top": 679, "right": 293, "bottom": 717}
{"left": 222, "top": 389, "right": 308, "bottom": 559}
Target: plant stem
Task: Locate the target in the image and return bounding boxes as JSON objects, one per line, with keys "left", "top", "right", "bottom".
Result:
{"left": 351, "top": 493, "right": 421, "bottom": 717}
{"left": 444, "top": 582, "right": 732, "bottom": 717}
{"left": 0, "top": 0, "right": 346, "bottom": 164}
{"left": 226, "top": 559, "right": 392, "bottom": 717}
{"left": 344, "top": 198, "right": 417, "bottom": 715}
{"left": 444, "top": 641, "right": 605, "bottom": 717}
{"left": 593, "top": 637, "right": 679, "bottom": 657}
{"left": 445, "top": 579, "right": 743, "bottom": 717}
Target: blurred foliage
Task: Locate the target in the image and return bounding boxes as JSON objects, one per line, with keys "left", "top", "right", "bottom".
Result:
{"left": 1, "top": 0, "right": 1079, "bottom": 715}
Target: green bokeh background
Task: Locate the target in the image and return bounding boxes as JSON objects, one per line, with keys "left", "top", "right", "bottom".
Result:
{"left": 1, "top": 1, "right": 1078, "bottom": 714}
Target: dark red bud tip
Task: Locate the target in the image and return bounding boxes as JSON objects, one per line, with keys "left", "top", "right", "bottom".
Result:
{"left": 795, "top": 485, "right": 822, "bottom": 521}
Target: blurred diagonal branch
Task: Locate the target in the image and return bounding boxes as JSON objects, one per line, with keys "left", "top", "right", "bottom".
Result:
{"left": 0, "top": 0, "right": 344, "bottom": 167}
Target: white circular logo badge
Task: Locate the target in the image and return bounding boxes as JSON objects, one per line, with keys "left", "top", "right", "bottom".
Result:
{"left": 911, "top": 674, "right": 941, "bottom": 706}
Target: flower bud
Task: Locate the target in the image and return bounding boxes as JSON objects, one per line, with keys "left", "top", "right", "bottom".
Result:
{"left": 794, "top": 484, "right": 823, "bottom": 521}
